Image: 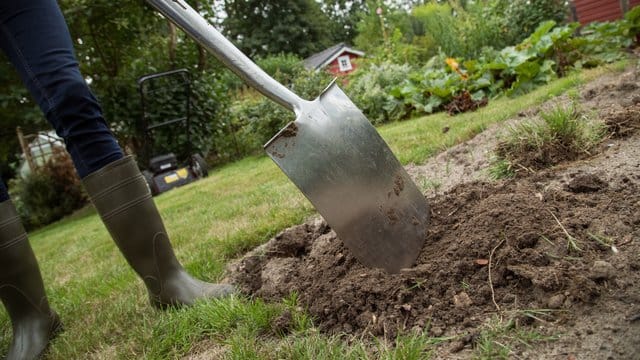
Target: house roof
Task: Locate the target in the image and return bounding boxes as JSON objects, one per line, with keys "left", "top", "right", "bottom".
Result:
{"left": 303, "top": 43, "right": 365, "bottom": 71}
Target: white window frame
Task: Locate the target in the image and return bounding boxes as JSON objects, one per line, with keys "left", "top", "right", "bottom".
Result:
{"left": 337, "top": 55, "right": 353, "bottom": 71}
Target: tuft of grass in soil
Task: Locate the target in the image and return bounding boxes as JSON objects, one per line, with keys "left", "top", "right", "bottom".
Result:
{"left": 472, "top": 313, "right": 558, "bottom": 360}
{"left": 0, "top": 62, "right": 628, "bottom": 359}
{"left": 488, "top": 156, "right": 516, "bottom": 180}
{"left": 489, "top": 101, "right": 606, "bottom": 178}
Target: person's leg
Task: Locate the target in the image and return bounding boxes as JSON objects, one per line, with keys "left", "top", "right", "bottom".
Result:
{"left": 1, "top": 0, "right": 233, "bottom": 311}
{"left": 0, "top": 179, "right": 9, "bottom": 203}
{"left": 0, "top": 0, "right": 122, "bottom": 177}
{"left": 0, "top": 196, "right": 62, "bottom": 360}
{"left": 82, "top": 157, "right": 235, "bottom": 307}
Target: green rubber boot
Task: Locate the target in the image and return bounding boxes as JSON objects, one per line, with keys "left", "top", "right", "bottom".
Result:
{"left": 82, "top": 156, "right": 234, "bottom": 308}
{"left": 0, "top": 200, "right": 62, "bottom": 360}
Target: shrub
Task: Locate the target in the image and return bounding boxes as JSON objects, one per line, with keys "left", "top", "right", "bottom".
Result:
{"left": 411, "top": 3, "right": 461, "bottom": 57}
{"left": 9, "top": 148, "right": 87, "bottom": 229}
{"left": 500, "top": 0, "right": 568, "bottom": 44}
{"left": 626, "top": 5, "right": 640, "bottom": 39}
{"left": 220, "top": 54, "right": 306, "bottom": 94}
{"left": 189, "top": 71, "right": 235, "bottom": 165}
{"left": 256, "top": 54, "right": 306, "bottom": 86}
{"left": 227, "top": 68, "right": 333, "bottom": 153}
{"left": 346, "top": 61, "right": 415, "bottom": 124}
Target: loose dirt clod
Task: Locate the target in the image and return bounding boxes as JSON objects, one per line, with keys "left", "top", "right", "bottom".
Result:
{"left": 566, "top": 173, "right": 607, "bottom": 193}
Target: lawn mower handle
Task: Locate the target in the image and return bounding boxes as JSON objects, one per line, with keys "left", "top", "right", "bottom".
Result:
{"left": 146, "top": 0, "right": 305, "bottom": 114}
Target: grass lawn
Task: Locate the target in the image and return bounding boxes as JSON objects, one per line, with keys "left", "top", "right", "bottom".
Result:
{"left": 0, "top": 63, "right": 626, "bottom": 359}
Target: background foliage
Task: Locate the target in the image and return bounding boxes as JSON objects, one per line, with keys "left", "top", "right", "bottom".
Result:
{"left": 222, "top": 0, "right": 334, "bottom": 58}
{"left": 1, "top": 0, "right": 639, "bottom": 227}
{"left": 9, "top": 148, "right": 86, "bottom": 230}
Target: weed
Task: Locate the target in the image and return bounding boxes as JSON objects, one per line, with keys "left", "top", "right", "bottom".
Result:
{"left": 547, "top": 210, "right": 582, "bottom": 252}
{"left": 488, "top": 157, "right": 515, "bottom": 180}
{"left": 587, "top": 232, "right": 617, "bottom": 252}
{"left": 407, "top": 278, "right": 427, "bottom": 291}
{"left": 461, "top": 281, "right": 471, "bottom": 290}
{"left": 566, "top": 235, "right": 582, "bottom": 252}
{"left": 377, "top": 332, "right": 442, "bottom": 360}
{"left": 514, "top": 309, "right": 558, "bottom": 323}
{"left": 268, "top": 333, "right": 374, "bottom": 360}
{"left": 587, "top": 232, "right": 611, "bottom": 246}
{"left": 566, "top": 88, "right": 580, "bottom": 102}
{"left": 282, "top": 292, "right": 315, "bottom": 332}
{"left": 539, "top": 103, "right": 603, "bottom": 150}
{"left": 540, "top": 235, "right": 555, "bottom": 246}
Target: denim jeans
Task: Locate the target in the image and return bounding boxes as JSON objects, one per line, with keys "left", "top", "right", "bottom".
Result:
{"left": 0, "top": 0, "right": 123, "bottom": 201}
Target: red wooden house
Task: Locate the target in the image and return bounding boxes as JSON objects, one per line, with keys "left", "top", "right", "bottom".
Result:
{"left": 570, "top": 0, "right": 640, "bottom": 24}
{"left": 303, "top": 43, "right": 365, "bottom": 76}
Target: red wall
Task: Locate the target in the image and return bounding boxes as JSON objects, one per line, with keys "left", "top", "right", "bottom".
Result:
{"left": 573, "top": 0, "right": 637, "bottom": 24}
{"left": 326, "top": 52, "right": 361, "bottom": 77}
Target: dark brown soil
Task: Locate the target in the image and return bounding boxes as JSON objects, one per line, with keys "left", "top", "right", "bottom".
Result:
{"left": 225, "top": 63, "right": 640, "bottom": 359}
{"left": 230, "top": 171, "right": 639, "bottom": 334}
{"left": 604, "top": 105, "right": 640, "bottom": 138}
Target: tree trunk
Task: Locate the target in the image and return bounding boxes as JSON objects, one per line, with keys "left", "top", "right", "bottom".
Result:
{"left": 193, "top": 0, "right": 207, "bottom": 70}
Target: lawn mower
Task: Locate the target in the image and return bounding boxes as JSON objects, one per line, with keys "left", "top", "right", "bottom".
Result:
{"left": 137, "top": 68, "right": 208, "bottom": 196}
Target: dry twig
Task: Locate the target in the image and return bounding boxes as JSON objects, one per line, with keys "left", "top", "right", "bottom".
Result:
{"left": 489, "top": 238, "right": 506, "bottom": 312}
{"left": 547, "top": 209, "right": 581, "bottom": 251}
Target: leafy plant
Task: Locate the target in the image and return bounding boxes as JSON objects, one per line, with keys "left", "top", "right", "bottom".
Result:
{"left": 411, "top": 3, "right": 461, "bottom": 57}
{"left": 570, "top": 20, "right": 637, "bottom": 68}
{"left": 374, "top": 17, "right": 635, "bottom": 123}
{"left": 410, "top": 1, "right": 512, "bottom": 60}
{"left": 257, "top": 54, "right": 306, "bottom": 86}
{"left": 625, "top": 5, "right": 640, "bottom": 38}
{"left": 346, "top": 61, "right": 415, "bottom": 124}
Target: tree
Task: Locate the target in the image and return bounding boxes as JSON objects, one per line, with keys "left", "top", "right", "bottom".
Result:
{"left": 222, "top": 0, "right": 334, "bottom": 58}
{"left": 496, "top": 0, "right": 569, "bottom": 44}
{"left": 353, "top": 1, "right": 416, "bottom": 54}
{"left": 320, "top": 0, "right": 368, "bottom": 44}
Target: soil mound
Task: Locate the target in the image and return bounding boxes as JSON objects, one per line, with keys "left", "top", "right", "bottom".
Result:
{"left": 229, "top": 173, "right": 639, "bottom": 338}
